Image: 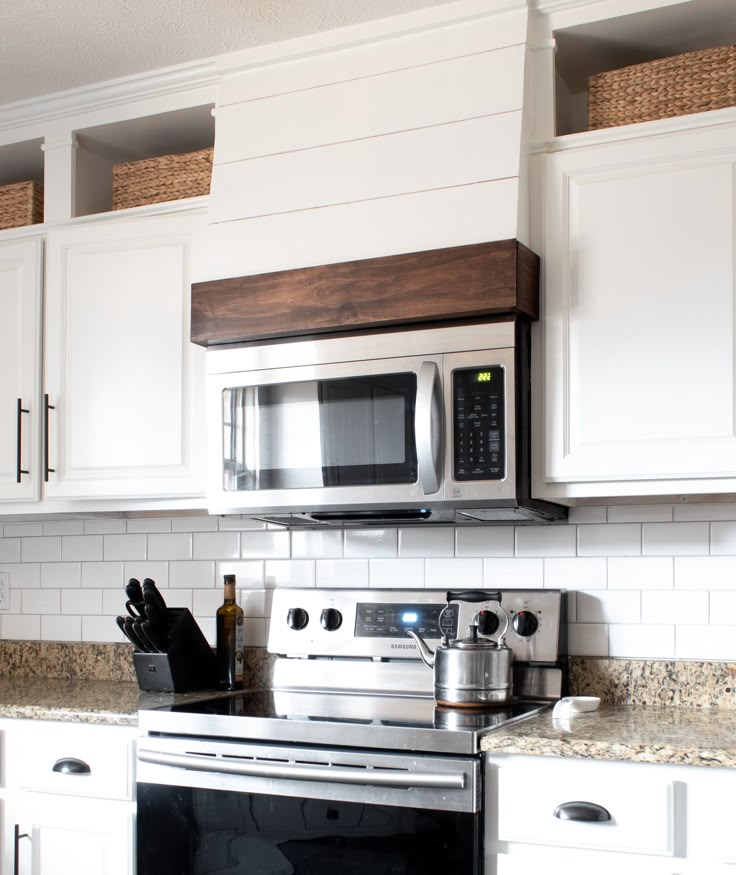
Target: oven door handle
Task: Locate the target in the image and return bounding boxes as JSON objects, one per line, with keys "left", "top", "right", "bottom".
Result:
{"left": 415, "top": 361, "right": 443, "bottom": 495}
{"left": 138, "top": 748, "right": 466, "bottom": 790}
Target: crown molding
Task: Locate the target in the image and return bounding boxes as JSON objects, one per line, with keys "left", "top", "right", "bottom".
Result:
{"left": 0, "top": 58, "right": 218, "bottom": 136}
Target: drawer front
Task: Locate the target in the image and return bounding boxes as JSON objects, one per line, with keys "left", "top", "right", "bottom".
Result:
{"left": 495, "top": 757, "right": 677, "bottom": 856}
{"left": 6, "top": 722, "right": 136, "bottom": 801}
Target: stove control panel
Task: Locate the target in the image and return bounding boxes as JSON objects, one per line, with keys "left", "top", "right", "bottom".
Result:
{"left": 269, "top": 588, "right": 565, "bottom": 663}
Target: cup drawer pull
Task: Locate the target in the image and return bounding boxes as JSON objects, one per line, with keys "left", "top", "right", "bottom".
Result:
{"left": 553, "top": 801, "right": 611, "bottom": 822}
{"left": 52, "top": 757, "right": 91, "bottom": 775}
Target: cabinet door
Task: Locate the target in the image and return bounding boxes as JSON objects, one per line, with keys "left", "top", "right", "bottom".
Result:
{"left": 0, "top": 238, "right": 42, "bottom": 502}
{"left": 13, "top": 795, "right": 134, "bottom": 875}
{"left": 43, "top": 210, "right": 206, "bottom": 499}
{"left": 536, "top": 120, "right": 736, "bottom": 499}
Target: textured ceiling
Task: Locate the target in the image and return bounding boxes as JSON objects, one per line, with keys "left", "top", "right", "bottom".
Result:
{"left": 0, "top": 0, "right": 452, "bottom": 107}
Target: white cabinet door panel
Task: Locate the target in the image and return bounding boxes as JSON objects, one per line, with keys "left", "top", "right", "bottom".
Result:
{"left": 0, "top": 238, "right": 42, "bottom": 502}
{"left": 539, "top": 120, "right": 736, "bottom": 496}
{"left": 43, "top": 211, "right": 205, "bottom": 499}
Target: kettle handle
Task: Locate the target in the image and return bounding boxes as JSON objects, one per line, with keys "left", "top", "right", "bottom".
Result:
{"left": 446, "top": 590, "right": 502, "bottom": 604}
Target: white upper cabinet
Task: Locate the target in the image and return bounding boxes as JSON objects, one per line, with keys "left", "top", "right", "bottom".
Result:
{"left": 43, "top": 210, "right": 206, "bottom": 500}
{"left": 0, "top": 238, "right": 43, "bottom": 502}
{"left": 535, "top": 118, "right": 736, "bottom": 499}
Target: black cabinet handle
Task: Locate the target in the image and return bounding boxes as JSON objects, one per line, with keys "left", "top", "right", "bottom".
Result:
{"left": 52, "top": 757, "right": 91, "bottom": 775}
{"left": 446, "top": 590, "right": 502, "bottom": 604}
{"left": 14, "top": 824, "right": 30, "bottom": 875}
{"left": 554, "top": 801, "right": 611, "bottom": 822}
{"left": 43, "top": 394, "right": 55, "bottom": 482}
{"left": 16, "top": 399, "right": 29, "bottom": 483}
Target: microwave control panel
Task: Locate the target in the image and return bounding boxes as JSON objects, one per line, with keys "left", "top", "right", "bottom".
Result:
{"left": 453, "top": 365, "right": 505, "bottom": 480}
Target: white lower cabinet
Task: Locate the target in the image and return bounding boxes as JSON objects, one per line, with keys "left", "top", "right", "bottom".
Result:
{"left": 1, "top": 720, "right": 137, "bottom": 875}
{"left": 486, "top": 754, "right": 736, "bottom": 875}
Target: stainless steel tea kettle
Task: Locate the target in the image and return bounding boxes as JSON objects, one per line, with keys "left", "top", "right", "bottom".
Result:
{"left": 406, "top": 590, "right": 512, "bottom": 707}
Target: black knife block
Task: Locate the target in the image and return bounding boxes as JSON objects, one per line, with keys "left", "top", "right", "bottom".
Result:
{"left": 133, "top": 608, "right": 217, "bottom": 693}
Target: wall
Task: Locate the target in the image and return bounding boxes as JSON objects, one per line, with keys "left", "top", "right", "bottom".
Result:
{"left": 1, "top": 502, "right": 736, "bottom": 660}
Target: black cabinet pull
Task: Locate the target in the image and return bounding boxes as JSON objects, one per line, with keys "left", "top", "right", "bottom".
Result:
{"left": 14, "top": 824, "right": 30, "bottom": 875}
{"left": 43, "top": 393, "right": 55, "bottom": 482}
{"left": 554, "top": 801, "right": 611, "bottom": 822}
{"left": 52, "top": 757, "right": 91, "bottom": 775}
{"left": 16, "top": 399, "right": 29, "bottom": 483}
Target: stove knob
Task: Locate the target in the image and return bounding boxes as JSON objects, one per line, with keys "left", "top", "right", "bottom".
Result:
{"left": 320, "top": 608, "right": 343, "bottom": 631}
{"left": 477, "top": 610, "right": 499, "bottom": 636}
{"left": 512, "top": 610, "right": 539, "bottom": 637}
{"left": 287, "top": 607, "right": 309, "bottom": 631}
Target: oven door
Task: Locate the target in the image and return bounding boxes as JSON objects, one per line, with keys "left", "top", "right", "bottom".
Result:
{"left": 207, "top": 355, "right": 444, "bottom": 515}
{"left": 137, "top": 735, "right": 482, "bottom": 875}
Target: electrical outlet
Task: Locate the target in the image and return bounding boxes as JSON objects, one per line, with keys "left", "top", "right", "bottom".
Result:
{"left": 0, "top": 572, "right": 9, "bottom": 611}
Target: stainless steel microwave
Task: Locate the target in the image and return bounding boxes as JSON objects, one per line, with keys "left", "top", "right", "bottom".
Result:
{"left": 206, "top": 319, "right": 565, "bottom": 525}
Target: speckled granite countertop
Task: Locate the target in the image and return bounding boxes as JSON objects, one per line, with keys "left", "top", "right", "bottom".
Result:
{"left": 0, "top": 678, "right": 229, "bottom": 727}
{"left": 481, "top": 703, "right": 736, "bottom": 768}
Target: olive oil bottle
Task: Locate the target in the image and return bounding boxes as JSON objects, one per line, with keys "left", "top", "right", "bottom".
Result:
{"left": 216, "top": 574, "right": 245, "bottom": 690}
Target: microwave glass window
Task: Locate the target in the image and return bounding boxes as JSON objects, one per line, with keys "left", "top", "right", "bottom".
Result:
{"left": 223, "top": 374, "right": 418, "bottom": 490}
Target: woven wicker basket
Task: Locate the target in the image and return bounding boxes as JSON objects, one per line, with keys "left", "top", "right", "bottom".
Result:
{"left": 112, "top": 146, "right": 213, "bottom": 210}
{"left": 588, "top": 45, "right": 736, "bottom": 130}
{"left": 0, "top": 180, "right": 44, "bottom": 230}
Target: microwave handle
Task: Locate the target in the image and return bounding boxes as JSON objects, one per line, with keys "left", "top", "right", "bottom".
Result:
{"left": 416, "top": 361, "right": 443, "bottom": 494}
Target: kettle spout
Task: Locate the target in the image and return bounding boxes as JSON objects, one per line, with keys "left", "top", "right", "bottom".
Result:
{"left": 405, "top": 629, "right": 435, "bottom": 668}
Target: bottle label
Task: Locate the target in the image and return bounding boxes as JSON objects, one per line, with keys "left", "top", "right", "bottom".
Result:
{"left": 234, "top": 615, "right": 245, "bottom": 682}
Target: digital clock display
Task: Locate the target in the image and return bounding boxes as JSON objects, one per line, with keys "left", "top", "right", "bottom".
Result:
{"left": 476, "top": 371, "right": 492, "bottom": 382}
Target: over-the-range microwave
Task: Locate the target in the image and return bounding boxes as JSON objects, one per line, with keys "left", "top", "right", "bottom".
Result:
{"left": 206, "top": 318, "right": 566, "bottom": 526}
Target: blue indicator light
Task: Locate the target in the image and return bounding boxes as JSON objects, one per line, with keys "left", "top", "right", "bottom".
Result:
{"left": 402, "top": 611, "right": 418, "bottom": 624}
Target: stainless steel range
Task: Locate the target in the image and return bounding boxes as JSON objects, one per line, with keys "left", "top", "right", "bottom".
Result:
{"left": 137, "top": 588, "right": 566, "bottom": 875}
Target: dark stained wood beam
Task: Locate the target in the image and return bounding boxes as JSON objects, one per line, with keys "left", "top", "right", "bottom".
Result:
{"left": 191, "top": 239, "right": 539, "bottom": 347}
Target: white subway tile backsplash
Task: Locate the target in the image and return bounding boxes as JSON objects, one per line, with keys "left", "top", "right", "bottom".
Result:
{"left": 345, "top": 529, "right": 398, "bottom": 558}
{"left": 516, "top": 525, "right": 576, "bottom": 557}
{"left": 568, "top": 506, "right": 607, "bottom": 524}
{"left": 41, "top": 562, "right": 82, "bottom": 589}
{"left": 22, "top": 536, "right": 61, "bottom": 563}
{"left": 675, "top": 556, "right": 736, "bottom": 589}
{"left": 709, "top": 591, "right": 736, "bottom": 622}
{"left": 544, "top": 557, "right": 607, "bottom": 591}
{"left": 642, "top": 522, "right": 710, "bottom": 556}
{"left": 607, "top": 505, "right": 673, "bottom": 523}
{"left": 103, "top": 534, "right": 147, "bottom": 561}
{"left": 62, "top": 535, "right": 103, "bottom": 562}
{"left": 148, "top": 533, "right": 192, "bottom": 560}
{"left": 291, "top": 530, "right": 343, "bottom": 559}
{"left": 567, "top": 623, "right": 608, "bottom": 656}
{"left": 370, "top": 558, "right": 425, "bottom": 589}
{"left": 61, "top": 589, "right": 102, "bottom": 615}
{"left": 675, "top": 502, "right": 736, "bottom": 521}
{"left": 455, "top": 527, "right": 513, "bottom": 557}
{"left": 2, "top": 614, "right": 40, "bottom": 639}
{"left": 217, "top": 561, "right": 265, "bottom": 587}
{"left": 710, "top": 521, "right": 736, "bottom": 555}
{"left": 22, "top": 589, "right": 60, "bottom": 614}
{"left": 426, "top": 558, "right": 482, "bottom": 589}
{"left": 0, "top": 539, "right": 21, "bottom": 562}
{"left": 42, "top": 615, "right": 82, "bottom": 642}
{"left": 83, "top": 519, "right": 126, "bottom": 535}
{"left": 316, "top": 559, "right": 369, "bottom": 588}
{"left": 193, "top": 589, "right": 224, "bottom": 616}
{"left": 161, "top": 589, "right": 193, "bottom": 610}
{"left": 0, "top": 563, "right": 40, "bottom": 588}
{"left": 218, "top": 516, "right": 267, "bottom": 531}
{"left": 641, "top": 590, "right": 708, "bottom": 625}
{"left": 4, "top": 523, "right": 42, "bottom": 537}
{"left": 577, "top": 591, "right": 641, "bottom": 624}
{"left": 193, "top": 531, "right": 241, "bottom": 560}
{"left": 169, "top": 561, "right": 216, "bottom": 589}
{"left": 172, "top": 517, "right": 219, "bottom": 532}
{"left": 676, "top": 625, "right": 736, "bottom": 660}
{"left": 577, "top": 524, "right": 641, "bottom": 556}
{"left": 124, "top": 561, "right": 169, "bottom": 588}
{"left": 608, "top": 557, "right": 673, "bottom": 590}
{"left": 399, "top": 527, "right": 453, "bottom": 558}
{"left": 239, "top": 588, "right": 269, "bottom": 618}
{"left": 244, "top": 618, "right": 268, "bottom": 648}
{"left": 483, "top": 558, "right": 543, "bottom": 588}
{"left": 241, "top": 530, "right": 290, "bottom": 559}
{"left": 265, "top": 560, "right": 315, "bottom": 588}
{"left": 125, "top": 518, "right": 172, "bottom": 533}
{"left": 82, "top": 616, "right": 120, "bottom": 643}
{"left": 42, "top": 520, "right": 84, "bottom": 536}
{"left": 608, "top": 624, "right": 675, "bottom": 658}
{"left": 81, "top": 562, "right": 123, "bottom": 589}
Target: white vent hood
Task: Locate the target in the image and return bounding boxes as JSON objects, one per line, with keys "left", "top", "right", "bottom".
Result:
{"left": 195, "top": 0, "right": 531, "bottom": 287}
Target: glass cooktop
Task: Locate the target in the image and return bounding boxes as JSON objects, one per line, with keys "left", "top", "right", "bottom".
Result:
{"left": 140, "top": 688, "right": 550, "bottom": 755}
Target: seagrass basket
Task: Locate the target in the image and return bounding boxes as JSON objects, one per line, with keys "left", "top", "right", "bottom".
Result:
{"left": 588, "top": 45, "right": 736, "bottom": 130}
{"left": 112, "top": 146, "right": 213, "bottom": 210}
{"left": 0, "top": 180, "right": 44, "bottom": 230}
